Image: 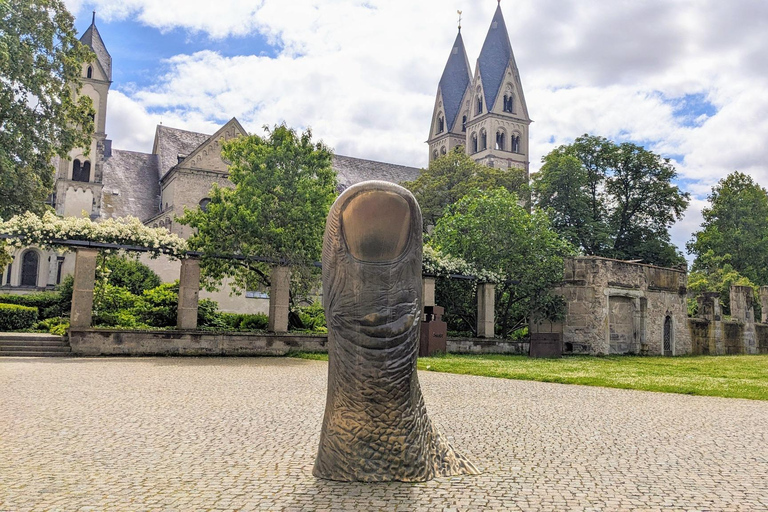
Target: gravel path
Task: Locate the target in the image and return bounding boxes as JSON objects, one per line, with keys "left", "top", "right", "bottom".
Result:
{"left": 1, "top": 357, "right": 766, "bottom": 511}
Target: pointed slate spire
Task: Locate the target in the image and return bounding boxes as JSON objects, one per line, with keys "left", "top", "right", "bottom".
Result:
{"left": 438, "top": 29, "right": 472, "bottom": 133}
{"left": 477, "top": 3, "right": 514, "bottom": 112}
{"left": 80, "top": 11, "right": 112, "bottom": 81}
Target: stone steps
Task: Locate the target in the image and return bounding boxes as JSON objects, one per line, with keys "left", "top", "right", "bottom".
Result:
{"left": 0, "top": 333, "right": 71, "bottom": 357}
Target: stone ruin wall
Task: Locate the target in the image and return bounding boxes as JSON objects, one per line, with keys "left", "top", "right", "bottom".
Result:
{"left": 690, "top": 286, "right": 768, "bottom": 355}
{"left": 557, "top": 257, "right": 690, "bottom": 356}
{"left": 556, "top": 257, "right": 768, "bottom": 356}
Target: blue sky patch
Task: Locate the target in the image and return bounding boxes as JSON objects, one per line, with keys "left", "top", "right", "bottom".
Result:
{"left": 75, "top": 10, "right": 278, "bottom": 90}
{"left": 666, "top": 92, "right": 718, "bottom": 128}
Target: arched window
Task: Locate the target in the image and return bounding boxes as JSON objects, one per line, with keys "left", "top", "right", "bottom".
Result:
{"left": 471, "top": 133, "right": 478, "bottom": 154}
{"left": 461, "top": 115, "right": 467, "bottom": 132}
{"left": 20, "top": 250, "right": 39, "bottom": 287}
{"left": 72, "top": 159, "right": 81, "bottom": 180}
{"left": 511, "top": 135, "right": 521, "bottom": 153}
{"left": 440, "top": 146, "right": 447, "bottom": 156}
{"left": 480, "top": 130, "right": 487, "bottom": 151}
{"left": 199, "top": 198, "right": 211, "bottom": 212}
{"left": 495, "top": 131, "right": 505, "bottom": 151}
{"left": 437, "top": 115, "right": 444, "bottom": 134}
{"left": 477, "top": 96, "right": 483, "bottom": 115}
{"left": 87, "top": 66, "right": 93, "bottom": 79}
{"left": 503, "top": 94, "right": 514, "bottom": 113}
{"left": 73, "top": 160, "right": 90, "bottom": 182}
{"left": 432, "top": 149, "right": 439, "bottom": 161}
{"left": 663, "top": 315, "right": 673, "bottom": 356}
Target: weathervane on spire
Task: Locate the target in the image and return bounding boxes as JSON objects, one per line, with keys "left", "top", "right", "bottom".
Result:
{"left": 457, "top": 10, "right": 462, "bottom": 30}
{"left": 92, "top": 10, "right": 96, "bottom": 25}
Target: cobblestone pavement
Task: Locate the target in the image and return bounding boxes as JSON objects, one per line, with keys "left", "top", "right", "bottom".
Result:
{"left": 1, "top": 357, "right": 767, "bottom": 511}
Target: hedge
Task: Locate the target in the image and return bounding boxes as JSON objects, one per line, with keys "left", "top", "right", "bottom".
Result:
{"left": 0, "top": 304, "right": 39, "bottom": 331}
{"left": 0, "top": 292, "right": 66, "bottom": 319}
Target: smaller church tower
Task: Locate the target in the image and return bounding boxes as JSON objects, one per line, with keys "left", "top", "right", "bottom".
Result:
{"left": 427, "top": 22, "right": 473, "bottom": 162}
{"left": 463, "top": 2, "right": 531, "bottom": 176}
{"left": 54, "top": 12, "right": 112, "bottom": 219}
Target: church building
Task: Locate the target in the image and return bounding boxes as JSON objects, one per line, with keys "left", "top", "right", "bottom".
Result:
{"left": 427, "top": 3, "right": 531, "bottom": 175}
{"left": 2, "top": 4, "right": 527, "bottom": 315}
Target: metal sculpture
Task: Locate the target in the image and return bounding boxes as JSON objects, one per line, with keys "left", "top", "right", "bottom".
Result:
{"left": 314, "top": 180, "right": 478, "bottom": 482}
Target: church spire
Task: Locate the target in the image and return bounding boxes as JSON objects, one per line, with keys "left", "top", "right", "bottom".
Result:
{"left": 476, "top": 3, "right": 516, "bottom": 113}
{"left": 437, "top": 28, "right": 472, "bottom": 135}
{"left": 426, "top": 24, "right": 474, "bottom": 161}
{"left": 80, "top": 11, "right": 112, "bottom": 81}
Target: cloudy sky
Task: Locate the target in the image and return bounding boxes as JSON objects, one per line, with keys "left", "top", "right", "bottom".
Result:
{"left": 64, "top": 0, "right": 768, "bottom": 259}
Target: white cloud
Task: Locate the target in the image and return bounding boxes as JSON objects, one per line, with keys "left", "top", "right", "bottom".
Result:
{"left": 66, "top": 0, "right": 768, "bottom": 257}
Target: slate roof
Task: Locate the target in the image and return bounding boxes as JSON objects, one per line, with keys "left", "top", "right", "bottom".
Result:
{"left": 153, "top": 125, "right": 210, "bottom": 179}
{"left": 79, "top": 14, "right": 112, "bottom": 81}
{"left": 100, "top": 149, "right": 160, "bottom": 222}
{"left": 438, "top": 31, "right": 472, "bottom": 133}
{"left": 332, "top": 155, "right": 421, "bottom": 191}
{"left": 477, "top": 4, "right": 513, "bottom": 112}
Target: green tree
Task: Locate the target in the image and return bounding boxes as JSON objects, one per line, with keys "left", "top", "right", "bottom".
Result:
{"left": 431, "top": 187, "right": 575, "bottom": 337}
{"left": 0, "top": 0, "right": 95, "bottom": 219}
{"left": 687, "top": 172, "right": 768, "bottom": 285}
{"left": 178, "top": 125, "right": 337, "bottom": 296}
{"left": 687, "top": 251, "right": 760, "bottom": 318}
{"left": 533, "top": 134, "right": 689, "bottom": 267}
{"left": 403, "top": 147, "right": 528, "bottom": 231}
{"left": 97, "top": 255, "right": 162, "bottom": 296}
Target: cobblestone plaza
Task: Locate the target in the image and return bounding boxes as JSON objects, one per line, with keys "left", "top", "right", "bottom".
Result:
{"left": 1, "top": 357, "right": 767, "bottom": 511}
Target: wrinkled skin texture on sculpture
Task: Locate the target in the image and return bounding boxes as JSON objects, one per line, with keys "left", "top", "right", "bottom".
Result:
{"left": 314, "top": 181, "right": 479, "bottom": 482}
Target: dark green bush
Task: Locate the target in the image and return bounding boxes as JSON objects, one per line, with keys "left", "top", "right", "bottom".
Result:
{"left": 291, "top": 302, "right": 326, "bottom": 332}
{"left": 0, "top": 291, "right": 65, "bottom": 318}
{"left": 33, "top": 317, "right": 70, "bottom": 335}
{"left": 220, "top": 313, "right": 269, "bottom": 331}
{"left": 134, "top": 282, "right": 179, "bottom": 327}
{"left": 98, "top": 255, "right": 162, "bottom": 295}
{"left": 131, "top": 282, "right": 224, "bottom": 328}
{"left": 0, "top": 304, "right": 39, "bottom": 330}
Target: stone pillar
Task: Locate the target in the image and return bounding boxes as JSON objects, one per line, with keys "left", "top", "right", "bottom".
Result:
{"left": 177, "top": 258, "right": 201, "bottom": 330}
{"left": 476, "top": 282, "right": 495, "bottom": 338}
{"left": 268, "top": 266, "right": 291, "bottom": 333}
{"left": 730, "top": 285, "right": 753, "bottom": 323}
{"left": 422, "top": 276, "right": 436, "bottom": 308}
{"left": 422, "top": 276, "right": 436, "bottom": 321}
{"left": 70, "top": 248, "right": 98, "bottom": 328}
{"left": 760, "top": 286, "right": 768, "bottom": 324}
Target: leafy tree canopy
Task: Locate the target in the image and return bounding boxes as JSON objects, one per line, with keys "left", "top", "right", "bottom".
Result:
{"left": 97, "top": 255, "right": 162, "bottom": 296}
{"left": 687, "top": 250, "right": 760, "bottom": 318}
{"left": 430, "top": 187, "right": 575, "bottom": 337}
{"left": 532, "top": 134, "right": 689, "bottom": 267}
{"left": 0, "top": 0, "right": 95, "bottom": 219}
{"left": 687, "top": 171, "right": 768, "bottom": 285}
{"left": 178, "top": 124, "right": 337, "bottom": 296}
{"left": 403, "top": 147, "right": 528, "bottom": 231}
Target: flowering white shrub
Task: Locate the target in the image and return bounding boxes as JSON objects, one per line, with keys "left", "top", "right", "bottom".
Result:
{"left": 0, "top": 211, "right": 188, "bottom": 259}
{"left": 422, "top": 244, "right": 502, "bottom": 283}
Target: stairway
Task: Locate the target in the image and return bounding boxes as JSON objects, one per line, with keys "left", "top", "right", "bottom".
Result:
{"left": 0, "top": 333, "right": 72, "bottom": 357}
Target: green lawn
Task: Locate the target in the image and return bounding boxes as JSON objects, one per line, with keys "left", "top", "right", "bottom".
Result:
{"left": 290, "top": 352, "right": 768, "bottom": 401}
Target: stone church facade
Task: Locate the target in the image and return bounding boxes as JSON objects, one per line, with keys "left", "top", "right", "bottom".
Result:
{"left": 2, "top": 5, "right": 525, "bottom": 315}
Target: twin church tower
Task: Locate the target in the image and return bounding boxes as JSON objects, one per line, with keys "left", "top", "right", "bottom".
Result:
{"left": 427, "top": 2, "right": 530, "bottom": 175}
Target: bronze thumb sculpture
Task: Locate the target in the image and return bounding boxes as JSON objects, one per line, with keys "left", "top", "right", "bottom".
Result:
{"left": 314, "top": 180, "right": 479, "bottom": 482}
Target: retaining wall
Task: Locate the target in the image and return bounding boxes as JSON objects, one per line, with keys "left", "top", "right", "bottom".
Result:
{"left": 68, "top": 330, "right": 529, "bottom": 357}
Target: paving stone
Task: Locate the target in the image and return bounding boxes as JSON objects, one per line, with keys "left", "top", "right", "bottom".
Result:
{"left": 1, "top": 357, "right": 766, "bottom": 511}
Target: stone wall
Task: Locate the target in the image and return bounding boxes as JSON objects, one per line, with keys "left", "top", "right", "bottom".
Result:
{"left": 447, "top": 338, "right": 529, "bottom": 355}
{"left": 68, "top": 329, "right": 528, "bottom": 357}
{"left": 69, "top": 329, "right": 328, "bottom": 356}
{"left": 688, "top": 288, "right": 765, "bottom": 355}
{"left": 557, "top": 257, "right": 690, "bottom": 355}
